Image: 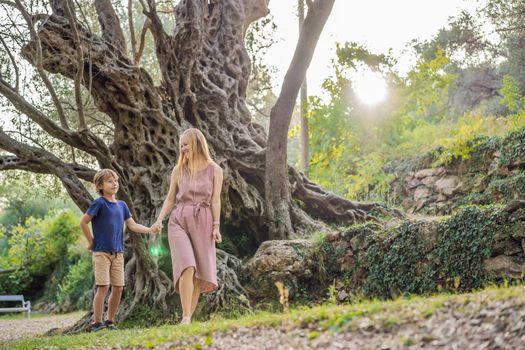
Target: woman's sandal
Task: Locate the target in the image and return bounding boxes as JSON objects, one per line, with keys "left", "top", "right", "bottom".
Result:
{"left": 180, "top": 316, "right": 191, "bottom": 325}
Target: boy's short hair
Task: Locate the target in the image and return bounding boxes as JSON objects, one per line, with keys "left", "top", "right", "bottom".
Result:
{"left": 93, "top": 169, "right": 119, "bottom": 195}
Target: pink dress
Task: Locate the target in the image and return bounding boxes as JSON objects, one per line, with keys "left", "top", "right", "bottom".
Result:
{"left": 168, "top": 163, "right": 217, "bottom": 293}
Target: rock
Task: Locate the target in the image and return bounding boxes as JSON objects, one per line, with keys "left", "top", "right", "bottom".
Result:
{"left": 415, "top": 167, "right": 445, "bottom": 179}
{"left": 414, "top": 186, "right": 432, "bottom": 201}
{"left": 511, "top": 223, "right": 525, "bottom": 239}
{"left": 435, "top": 176, "right": 463, "bottom": 196}
{"left": 337, "top": 251, "right": 355, "bottom": 272}
{"left": 349, "top": 231, "right": 375, "bottom": 251}
{"left": 421, "top": 176, "right": 438, "bottom": 187}
{"left": 436, "top": 202, "right": 450, "bottom": 211}
{"left": 337, "top": 289, "right": 348, "bottom": 302}
{"left": 473, "top": 176, "right": 488, "bottom": 192}
{"left": 509, "top": 155, "right": 525, "bottom": 170}
{"left": 415, "top": 192, "right": 435, "bottom": 211}
{"left": 492, "top": 239, "right": 523, "bottom": 256}
{"left": 246, "top": 240, "right": 315, "bottom": 298}
{"left": 436, "top": 194, "right": 448, "bottom": 202}
{"left": 487, "top": 151, "right": 501, "bottom": 176}
{"left": 407, "top": 178, "right": 423, "bottom": 190}
{"left": 484, "top": 255, "right": 525, "bottom": 279}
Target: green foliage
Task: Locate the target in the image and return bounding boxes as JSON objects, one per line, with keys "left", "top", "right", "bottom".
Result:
{"left": 361, "top": 206, "right": 502, "bottom": 298}
{"left": 346, "top": 153, "right": 396, "bottom": 200}
{"left": 430, "top": 114, "right": 490, "bottom": 166}
{"left": 500, "top": 75, "right": 524, "bottom": 112}
{"left": 0, "top": 209, "right": 83, "bottom": 301}
{"left": 0, "top": 269, "right": 32, "bottom": 295}
{"left": 364, "top": 221, "right": 435, "bottom": 298}
{"left": 306, "top": 43, "right": 397, "bottom": 200}
{"left": 434, "top": 206, "right": 500, "bottom": 290}
{"left": 6, "top": 210, "right": 80, "bottom": 275}
{"left": 400, "top": 48, "right": 457, "bottom": 121}
{"left": 306, "top": 45, "right": 472, "bottom": 201}
{"left": 0, "top": 179, "right": 77, "bottom": 229}
{"left": 335, "top": 42, "right": 395, "bottom": 71}
{"left": 305, "top": 20, "right": 525, "bottom": 202}
{"left": 56, "top": 254, "right": 93, "bottom": 312}
{"left": 485, "top": 172, "right": 525, "bottom": 202}
{"left": 498, "top": 127, "right": 525, "bottom": 166}
{"left": 7, "top": 218, "right": 48, "bottom": 274}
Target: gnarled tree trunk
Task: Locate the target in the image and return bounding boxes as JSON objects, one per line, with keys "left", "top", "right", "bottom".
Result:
{"left": 0, "top": 0, "right": 376, "bottom": 328}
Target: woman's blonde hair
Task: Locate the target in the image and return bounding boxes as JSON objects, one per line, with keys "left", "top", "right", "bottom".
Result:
{"left": 176, "top": 128, "right": 213, "bottom": 180}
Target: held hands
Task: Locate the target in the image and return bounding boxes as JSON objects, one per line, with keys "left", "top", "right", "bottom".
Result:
{"left": 86, "top": 241, "right": 93, "bottom": 251}
{"left": 150, "top": 221, "right": 163, "bottom": 234}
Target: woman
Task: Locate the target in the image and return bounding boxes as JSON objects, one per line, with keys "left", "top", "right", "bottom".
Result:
{"left": 153, "top": 128, "right": 223, "bottom": 324}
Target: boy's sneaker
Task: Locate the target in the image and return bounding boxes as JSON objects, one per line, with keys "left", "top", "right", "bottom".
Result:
{"left": 104, "top": 320, "right": 117, "bottom": 330}
{"left": 90, "top": 322, "right": 107, "bottom": 332}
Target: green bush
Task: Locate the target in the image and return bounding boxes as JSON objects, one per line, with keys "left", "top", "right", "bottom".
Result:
{"left": 360, "top": 206, "right": 502, "bottom": 298}
{"left": 0, "top": 209, "right": 83, "bottom": 300}
{"left": 364, "top": 221, "right": 436, "bottom": 298}
{"left": 434, "top": 206, "right": 500, "bottom": 291}
{"left": 486, "top": 172, "right": 525, "bottom": 202}
{"left": 0, "top": 269, "right": 32, "bottom": 295}
{"left": 0, "top": 180, "right": 77, "bottom": 229}
{"left": 56, "top": 254, "right": 93, "bottom": 312}
{"left": 498, "top": 127, "right": 525, "bottom": 166}
{"left": 7, "top": 210, "right": 81, "bottom": 276}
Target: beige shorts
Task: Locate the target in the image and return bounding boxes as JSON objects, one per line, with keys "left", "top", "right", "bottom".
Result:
{"left": 92, "top": 252, "right": 125, "bottom": 287}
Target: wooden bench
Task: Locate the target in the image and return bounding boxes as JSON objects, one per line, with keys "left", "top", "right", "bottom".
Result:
{"left": 0, "top": 295, "right": 31, "bottom": 319}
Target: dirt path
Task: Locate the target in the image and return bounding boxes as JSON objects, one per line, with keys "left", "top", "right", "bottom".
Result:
{"left": 0, "top": 312, "right": 83, "bottom": 343}
{"left": 149, "top": 296, "right": 525, "bottom": 350}
{"left": 4, "top": 292, "right": 525, "bottom": 349}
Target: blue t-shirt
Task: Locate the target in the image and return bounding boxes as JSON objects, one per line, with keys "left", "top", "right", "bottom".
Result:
{"left": 86, "top": 197, "right": 131, "bottom": 252}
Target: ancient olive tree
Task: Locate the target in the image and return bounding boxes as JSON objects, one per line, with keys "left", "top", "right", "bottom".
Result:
{"left": 0, "top": 0, "right": 374, "bottom": 324}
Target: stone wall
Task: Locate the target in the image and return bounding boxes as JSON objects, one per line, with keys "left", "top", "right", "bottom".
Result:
{"left": 389, "top": 130, "right": 525, "bottom": 214}
{"left": 246, "top": 201, "right": 525, "bottom": 303}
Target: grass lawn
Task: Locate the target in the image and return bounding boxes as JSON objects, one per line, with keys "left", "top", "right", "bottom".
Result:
{"left": 4, "top": 285, "right": 525, "bottom": 350}
{"left": 0, "top": 310, "right": 85, "bottom": 321}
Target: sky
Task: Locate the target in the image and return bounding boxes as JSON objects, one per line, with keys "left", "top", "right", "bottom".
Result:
{"left": 265, "top": 0, "right": 482, "bottom": 97}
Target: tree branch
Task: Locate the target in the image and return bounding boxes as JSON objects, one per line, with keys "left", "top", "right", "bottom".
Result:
{"left": 128, "top": 0, "right": 138, "bottom": 63}
{"left": 0, "top": 155, "right": 95, "bottom": 182}
{"left": 49, "top": 0, "right": 76, "bottom": 18}
{"left": 135, "top": 19, "right": 151, "bottom": 65}
{"left": 0, "top": 35, "right": 19, "bottom": 92}
{"left": 0, "top": 130, "right": 93, "bottom": 211}
{"left": 94, "top": 0, "right": 127, "bottom": 53}
{"left": 0, "top": 268, "right": 20, "bottom": 275}
{"left": 63, "top": 0, "right": 86, "bottom": 130}
{"left": 0, "top": 1, "right": 16, "bottom": 7}
{"left": 13, "top": 0, "right": 69, "bottom": 129}
{"left": 0, "top": 76, "right": 113, "bottom": 167}
{"left": 139, "top": 0, "right": 166, "bottom": 42}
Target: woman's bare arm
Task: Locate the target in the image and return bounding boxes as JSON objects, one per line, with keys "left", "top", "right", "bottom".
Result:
{"left": 211, "top": 164, "right": 223, "bottom": 243}
{"left": 154, "top": 166, "right": 179, "bottom": 227}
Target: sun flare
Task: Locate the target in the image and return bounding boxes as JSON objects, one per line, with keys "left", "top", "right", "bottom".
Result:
{"left": 354, "top": 71, "right": 387, "bottom": 105}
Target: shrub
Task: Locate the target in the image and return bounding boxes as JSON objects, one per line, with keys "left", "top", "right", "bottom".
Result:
{"left": 361, "top": 206, "right": 502, "bottom": 298}
{"left": 364, "top": 221, "right": 436, "bottom": 298}
{"left": 0, "top": 269, "right": 32, "bottom": 295}
{"left": 434, "top": 205, "right": 500, "bottom": 291}
{"left": 56, "top": 254, "right": 93, "bottom": 312}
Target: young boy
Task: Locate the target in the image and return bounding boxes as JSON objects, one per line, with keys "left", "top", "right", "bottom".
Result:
{"left": 80, "top": 169, "right": 160, "bottom": 332}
